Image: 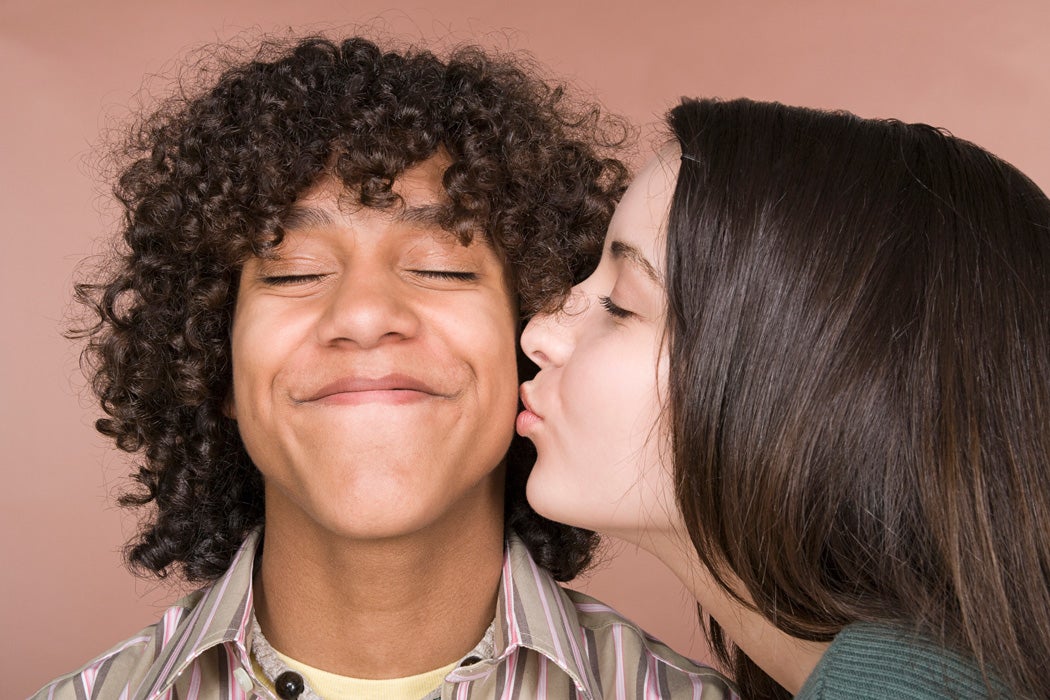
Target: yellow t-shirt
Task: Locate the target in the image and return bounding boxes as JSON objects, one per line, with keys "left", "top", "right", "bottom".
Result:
{"left": 252, "top": 651, "right": 457, "bottom": 700}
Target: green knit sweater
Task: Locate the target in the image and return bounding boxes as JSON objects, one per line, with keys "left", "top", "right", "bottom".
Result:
{"left": 795, "top": 623, "right": 1006, "bottom": 699}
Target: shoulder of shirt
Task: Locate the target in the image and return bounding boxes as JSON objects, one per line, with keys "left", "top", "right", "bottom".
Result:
{"left": 562, "top": 586, "right": 738, "bottom": 694}
{"left": 28, "top": 589, "right": 205, "bottom": 700}
{"left": 31, "top": 530, "right": 262, "bottom": 699}
{"left": 796, "top": 622, "right": 1003, "bottom": 699}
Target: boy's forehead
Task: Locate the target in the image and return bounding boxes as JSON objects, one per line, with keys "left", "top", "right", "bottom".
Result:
{"left": 274, "top": 156, "right": 503, "bottom": 257}
{"left": 390, "top": 151, "right": 453, "bottom": 202}
{"left": 287, "top": 150, "right": 451, "bottom": 231}
{"left": 273, "top": 197, "right": 495, "bottom": 255}
{"left": 249, "top": 180, "right": 507, "bottom": 280}
{"left": 296, "top": 159, "right": 449, "bottom": 213}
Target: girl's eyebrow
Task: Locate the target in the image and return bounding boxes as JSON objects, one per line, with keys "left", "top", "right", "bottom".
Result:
{"left": 610, "top": 240, "right": 662, "bottom": 284}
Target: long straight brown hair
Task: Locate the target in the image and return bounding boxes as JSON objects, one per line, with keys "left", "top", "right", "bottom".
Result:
{"left": 666, "top": 98, "right": 1050, "bottom": 698}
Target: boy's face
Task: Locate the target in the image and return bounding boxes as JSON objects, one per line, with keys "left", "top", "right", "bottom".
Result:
{"left": 228, "top": 155, "right": 519, "bottom": 541}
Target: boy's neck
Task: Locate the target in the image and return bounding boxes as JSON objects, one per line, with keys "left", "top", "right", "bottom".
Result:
{"left": 254, "top": 480, "right": 505, "bottom": 679}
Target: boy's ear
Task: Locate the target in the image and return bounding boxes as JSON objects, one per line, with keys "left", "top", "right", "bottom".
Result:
{"left": 223, "top": 390, "right": 237, "bottom": 420}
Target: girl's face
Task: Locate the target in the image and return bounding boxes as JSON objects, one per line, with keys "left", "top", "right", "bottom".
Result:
{"left": 518, "top": 150, "right": 681, "bottom": 540}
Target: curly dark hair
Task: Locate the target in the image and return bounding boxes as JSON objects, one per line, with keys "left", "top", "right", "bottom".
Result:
{"left": 77, "top": 35, "right": 629, "bottom": 583}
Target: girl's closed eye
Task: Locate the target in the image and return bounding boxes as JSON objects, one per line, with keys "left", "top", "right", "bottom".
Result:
{"left": 599, "top": 295, "right": 633, "bottom": 319}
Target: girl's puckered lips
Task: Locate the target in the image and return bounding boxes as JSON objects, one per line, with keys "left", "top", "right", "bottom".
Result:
{"left": 516, "top": 384, "right": 543, "bottom": 435}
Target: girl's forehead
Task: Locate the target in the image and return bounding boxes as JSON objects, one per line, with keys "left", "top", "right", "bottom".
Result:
{"left": 605, "top": 148, "right": 679, "bottom": 262}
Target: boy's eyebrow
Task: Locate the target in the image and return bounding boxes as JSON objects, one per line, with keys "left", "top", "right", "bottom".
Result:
{"left": 280, "top": 203, "right": 447, "bottom": 232}
{"left": 610, "top": 240, "right": 662, "bottom": 284}
{"left": 396, "top": 203, "right": 447, "bottom": 226}
{"left": 280, "top": 205, "right": 337, "bottom": 232}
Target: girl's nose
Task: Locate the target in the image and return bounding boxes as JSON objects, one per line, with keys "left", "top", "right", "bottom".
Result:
{"left": 520, "top": 287, "right": 587, "bottom": 369}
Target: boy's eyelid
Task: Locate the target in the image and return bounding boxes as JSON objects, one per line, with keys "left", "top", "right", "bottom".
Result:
{"left": 259, "top": 272, "right": 329, "bottom": 286}
{"left": 255, "top": 254, "right": 330, "bottom": 275}
{"left": 407, "top": 269, "right": 482, "bottom": 286}
{"left": 412, "top": 269, "right": 479, "bottom": 279}
{"left": 404, "top": 244, "right": 481, "bottom": 272}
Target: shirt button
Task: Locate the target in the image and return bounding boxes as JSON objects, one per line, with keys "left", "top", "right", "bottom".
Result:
{"left": 233, "top": 667, "right": 254, "bottom": 693}
{"left": 275, "top": 670, "right": 306, "bottom": 699}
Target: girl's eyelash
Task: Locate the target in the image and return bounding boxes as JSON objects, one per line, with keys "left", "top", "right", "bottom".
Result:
{"left": 599, "top": 295, "right": 632, "bottom": 319}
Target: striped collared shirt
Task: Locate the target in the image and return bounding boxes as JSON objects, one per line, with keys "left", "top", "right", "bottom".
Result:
{"left": 32, "top": 531, "right": 737, "bottom": 700}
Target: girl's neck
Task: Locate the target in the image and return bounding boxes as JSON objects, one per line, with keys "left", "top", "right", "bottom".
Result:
{"left": 624, "top": 527, "right": 828, "bottom": 694}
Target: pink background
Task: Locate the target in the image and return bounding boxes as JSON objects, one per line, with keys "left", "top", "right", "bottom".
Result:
{"left": 4, "top": 1, "right": 1049, "bottom": 696}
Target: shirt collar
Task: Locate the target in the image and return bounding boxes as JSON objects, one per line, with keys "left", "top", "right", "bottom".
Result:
{"left": 138, "top": 529, "right": 260, "bottom": 698}
{"left": 482, "top": 534, "right": 602, "bottom": 699}
{"left": 139, "top": 530, "right": 601, "bottom": 699}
